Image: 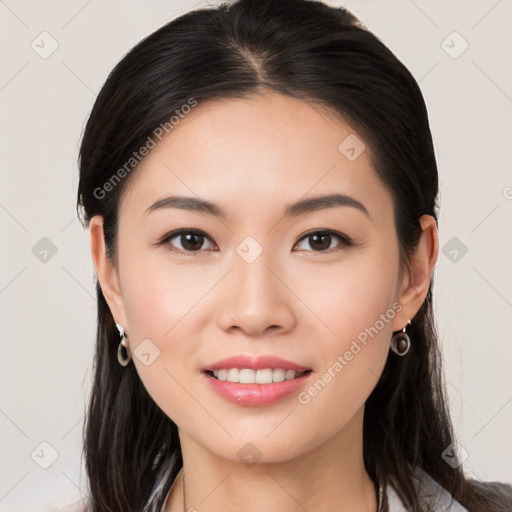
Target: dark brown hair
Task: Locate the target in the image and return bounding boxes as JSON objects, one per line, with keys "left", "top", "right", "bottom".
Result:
{"left": 76, "top": 1, "right": 512, "bottom": 510}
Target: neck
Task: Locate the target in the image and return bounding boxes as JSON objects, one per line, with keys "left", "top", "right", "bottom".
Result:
{"left": 164, "top": 407, "right": 378, "bottom": 512}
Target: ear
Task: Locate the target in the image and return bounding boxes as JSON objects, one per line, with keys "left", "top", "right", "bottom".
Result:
{"left": 89, "top": 215, "right": 129, "bottom": 333}
{"left": 393, "top": 214, "right": 439, "bottom": 330}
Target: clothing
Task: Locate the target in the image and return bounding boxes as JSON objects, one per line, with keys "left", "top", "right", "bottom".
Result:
{"left": 158, "top": 465, "right": 470, "bottom": 512}
{"left": 386, "top": 466, "right": 470, "bottom": 511}
{"left": 42, "top": 465, "right": 470, "bottom": 511}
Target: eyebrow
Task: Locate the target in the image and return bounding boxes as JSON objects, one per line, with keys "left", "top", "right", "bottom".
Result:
{"left": 145, "top": 193, "right": 370, "bottom": 219}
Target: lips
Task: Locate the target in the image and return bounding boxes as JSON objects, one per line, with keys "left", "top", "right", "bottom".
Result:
{"left": 203, "top": 355, "right": 311, "bottom": 373}
{"left": 201, "top": 355, "right": 313, "bottom": 406}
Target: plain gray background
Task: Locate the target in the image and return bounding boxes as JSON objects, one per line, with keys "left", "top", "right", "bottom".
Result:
{"left": 1, "top": 0, "right": 511, "bottom": 510}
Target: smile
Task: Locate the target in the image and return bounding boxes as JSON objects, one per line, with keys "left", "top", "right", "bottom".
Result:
{"left": 202, "top": 369, "right": 313, "bottom": 407}
{"left": 207, "top": 368, "right": 310, "bottom": 384}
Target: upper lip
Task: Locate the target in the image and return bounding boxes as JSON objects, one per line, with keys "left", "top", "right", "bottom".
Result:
{"left": 203, "top": 355, "right": 311, "bottom": 372}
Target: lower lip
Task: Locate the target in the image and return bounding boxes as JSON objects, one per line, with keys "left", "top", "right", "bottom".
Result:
{"left": 203, "top": 371, "right": 312, "bottom": 406}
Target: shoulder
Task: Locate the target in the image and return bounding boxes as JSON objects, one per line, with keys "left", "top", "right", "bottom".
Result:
{"left": 386, "top": 466, "right": 470, "bottom": 512}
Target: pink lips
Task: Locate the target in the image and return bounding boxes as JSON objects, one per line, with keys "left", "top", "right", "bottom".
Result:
{"left": 202, "top": 355, "right": 312, "bottom": 407}
{"left": 203, "top": 355, "right": 310, "bottom": 372}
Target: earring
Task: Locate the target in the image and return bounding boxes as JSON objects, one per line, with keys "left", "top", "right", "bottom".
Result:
{"left": 116, "top": 323, "right": 132, "bottom": 366}
{"left": 390, "top": 320, "right": 411, "bottom": 356}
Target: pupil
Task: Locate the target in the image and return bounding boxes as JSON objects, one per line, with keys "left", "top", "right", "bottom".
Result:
{"left": 182, "top": 233, "right": 202, "bottom": 251}
{"left": 311, "top": 233, "right": 330, "bottom": 251}
{"left": 180, "top": 233, "right": 332, "bottom": 252}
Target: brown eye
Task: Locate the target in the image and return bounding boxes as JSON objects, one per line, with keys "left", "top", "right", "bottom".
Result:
{"left": 294, "top": 230, "right": 352, "bottom": 252}
{"left": 158, "top": 228, "right": 352, "bottom": 254}
{"left": 160, "top": 229, "right": 216, "bottom": 253}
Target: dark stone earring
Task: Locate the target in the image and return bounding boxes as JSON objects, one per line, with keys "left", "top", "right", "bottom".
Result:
{"left": 390, "top": 321, "right": 411, "bottom": 356}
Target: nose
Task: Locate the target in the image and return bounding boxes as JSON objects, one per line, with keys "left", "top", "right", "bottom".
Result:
{"left": 217, "top": 252, "right": 297, "bottom": 337}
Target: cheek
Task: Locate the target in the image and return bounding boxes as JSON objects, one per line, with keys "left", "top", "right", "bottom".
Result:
{"left": 294, "top": 243, "right": 399, "bottom": 349}
{"left": 117, "top": 250, "right": 218, "bottom": 424}
{"left": 120, "top": 243, "right": 216, "bottom": 341}
{"left": 291, "top": 245, "right": 399, "bottom": 413}
{"left": 120, "top": 271, "right": 201, "bottom": 429}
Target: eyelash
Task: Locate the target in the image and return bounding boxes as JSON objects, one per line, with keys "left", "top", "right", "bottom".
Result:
{"left": 156, "top": 228, "right": 354, "bottom": 254}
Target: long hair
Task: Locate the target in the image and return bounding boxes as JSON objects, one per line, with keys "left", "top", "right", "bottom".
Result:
{"left": 76, "top": 1, "right": 512, "bottom": 510}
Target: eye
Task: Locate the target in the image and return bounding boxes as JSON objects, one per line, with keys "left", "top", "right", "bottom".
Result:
{"left": 293, "top": 230, "right": 353, "bottom": 253}
{"left": 157, "top": 228, "right": 353, "bottom": 254}
{"left": 158, "top": 229, "right": 216, "bottom": 253}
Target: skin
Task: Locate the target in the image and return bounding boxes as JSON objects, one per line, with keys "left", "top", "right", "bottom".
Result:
{"left": 89, "top": 90, "right": 438, "bottom": 512}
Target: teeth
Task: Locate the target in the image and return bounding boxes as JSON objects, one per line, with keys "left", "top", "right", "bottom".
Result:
{"left": 239, "top": 369, "right": 255, "bottom": 383}
{"left": 272, "top": 368, "right": 285, "bottom": 382}
{"left": 210, "top": 368, "right": 306, "bottom": 383}
{"left": 256, "top": 368, "right": 273, "bottom": 384}
{"left": 227, "top": 368, "right": 239, "bottom": 382}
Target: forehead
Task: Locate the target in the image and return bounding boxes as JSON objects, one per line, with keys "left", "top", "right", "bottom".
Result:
{"left": 119, "top": 91, "right": 392, "bottom": 222}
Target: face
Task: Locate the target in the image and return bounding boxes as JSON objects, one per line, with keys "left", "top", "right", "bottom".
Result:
{"left": 94, "top": 91, "right": 418, "bottom": 464}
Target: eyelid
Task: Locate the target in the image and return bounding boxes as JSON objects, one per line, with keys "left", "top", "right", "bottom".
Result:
{"left": 156, "top": 228, "right": 215, "bottom": 252}
{"left": 293, "top": 229, "right": 353, "bottom": 252}
{"left": 156, "top": 228, "right": 354, "bottom": 253}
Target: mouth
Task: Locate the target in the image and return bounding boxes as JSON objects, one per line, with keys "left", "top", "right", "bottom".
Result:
{"left": 202, "top": 368, "right": 313, "bottom": 406}
{"left": 201, "top": 355, "right": 313, "bottom": 406}
{"left": 204, "top": 368, "right": 312, "bottom": 384}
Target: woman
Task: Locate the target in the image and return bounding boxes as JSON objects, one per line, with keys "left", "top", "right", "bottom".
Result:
{"left": 74, "top": 0, "right": 512, "bottom": 510}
